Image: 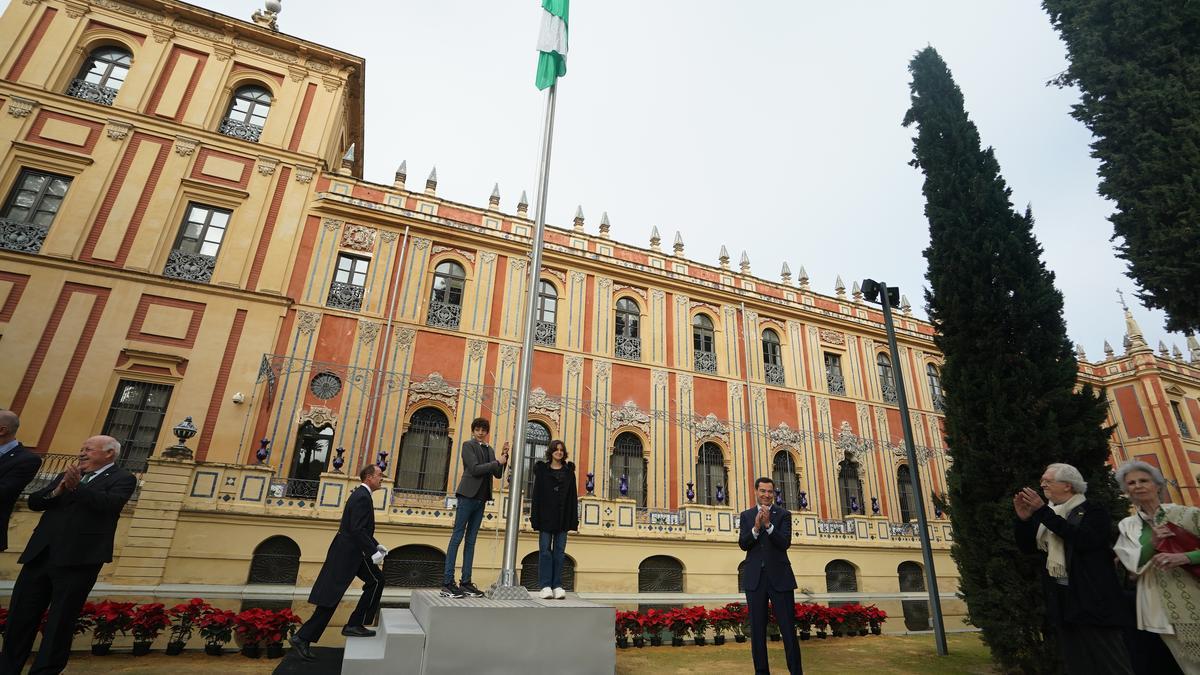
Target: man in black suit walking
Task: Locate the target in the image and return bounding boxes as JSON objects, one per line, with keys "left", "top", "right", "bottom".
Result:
{"left": 289, "top": 464, "right": 386, "bottom": 661}
{"left": 739, "top": 476, "right": 803, "bottom": 675}
{"left": 0, "top": 410, "right": 42, "bottom": 552}
{"left": 0, "top": 435, "right": 136, "bottom": 675}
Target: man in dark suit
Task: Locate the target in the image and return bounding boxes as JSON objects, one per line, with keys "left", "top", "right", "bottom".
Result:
{"left": 1, "top": 435, "right": 136, "bottom": 675}
{"left": 441, "top": 417, "right": 508, "bottom": 598}
{"left": 739, "top": 476, "right": 803, "bottom": 675}
{"left": 0, "top": 410, "right": 42, "bottom": 551}
{"left": 289, "top": 464, "right": 386, "bottom": 662}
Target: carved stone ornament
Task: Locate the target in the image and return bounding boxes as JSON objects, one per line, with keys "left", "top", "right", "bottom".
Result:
{"left": 652, "top": 369, "right": 668, "bottom": 386}
{"left": 175, "top": 21, "right": 225, "bottom": 42}
{"left": 610, "top": 401, "right": 651, "bottom": 435}
{"left": 256, "top": 156, "right": 279, "bottom": 176}
{"left": 529, "top": 387, "right": 561, "bottom": 426}
{"left": 173, "top": 135, "right": 199, "bottom": 156}
{"left": 90, "top": 0, "right": 165, "bottom": 24}
{"left": 393, "top": 326, "right": 415, "bottom": 350}
{"left": 769, "top": 422, "right": 806, "bottom": 449}
{"left": 691, "top": 413, "right": 731, "bottom": 443}
{"left": 543, "top": 268, "right": 565, "bottom": 285}
{"left": 379, "top": 231, "right": 399, "bottom": 244}
{"left": 751, "top": 385, "right": 766, "bottom": 404}
{"left": 212, "top": 43, "right": 235, "bottom": 62}
{"left": 409, "top": 372, "right": 459, "bottom": 413}
{"left": 296, "top": 310, "right": 320, "bottom": 336}
{"left": 357, "top": 321, "right": 382, "bottom": 345}
{"left": 570, "top": 271, "right": 586, "bottom": 284}
{"left": 321, "top": 218, "right": 344, "bottom": 232}
{"left": 288, "top": 65, "right": 308, "bottom": 83}
{"left": 298, "top": 405, "right": 337, "bottom": 429}
{"left": 819, "top": 328, "right": 846, "bottom": 346}
{"left": 151, "top": 25, "right": 174, "bottom": 43}
{"left": 294, "top": 165, "right": 315, "bottom": 183}
{"left": 650, "top": 289, "right": 665, "bottom": 303}
{"left": 467, "top": 339, "right": 487, "bottom": 361}
{"left": 7, "top": 97, "right": 36, "bottom": 118}
{"left": 615, "top": 284, "right": 647, "bottom": 302}
{"left": 412, "top": 237, "right": 431, "bottom": 250}
{"left": 729, "top": 381, "right": 743, "bottom": 404}
{"left": 510, "top": 257, "right": 528, "bottom": 270}
{"left": 341, "top": 223, "right": 377, "bottom": 252}
{"left": 836, "top": 421, "right": 868, "bottom": 464}
{"left": 481, "top": 251, "right": 497, "bottom": 265}
{"left": 432, "top": 245, "right": 475, "bottom": 264}
{"left": 678, "top": 373, "right": 693, "bottom": 395}
{"left": 597, "top": 277, "right": 613, "bottom": 292}
{"left": 64, "top": 1, "right": 89, "bottom": 19}
{"left": 105, "top": 119, "right": 131, "bottom": 141}
{"left": 594, "top": 361, "right": 611, "bottom": 381}
{"left": 817, "top": 397, "right": 830, "bottom": 417}
{"left": 565, "top": 355, "right": 582, "bottom": 376}
{"left": 501, "top": 345, "right": 520, "bottom": 367}
{"left": 322, "top": 75, "right": 342, "bottom": 93}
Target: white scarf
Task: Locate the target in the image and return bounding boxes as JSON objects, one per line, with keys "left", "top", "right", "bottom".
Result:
{"left": 1036, "top": 493, "right": 1086, "bottom": 581}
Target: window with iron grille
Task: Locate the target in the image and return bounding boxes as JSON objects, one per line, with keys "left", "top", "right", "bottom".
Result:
{"left": 288, "top": 422, "right": 332, "bottom": 498}
{"left": 772, "top": 451, "right": 801, "bottom": 511}
{"left": 610, "top": 432, "right": 647, "bottom": 506}
{"left": 762, "top": 329, "right": 785, "bottom": 385}
{"left": 101, "top": 379, "right": 173, "bottom": 473}
{"left": 1172, "top": 401, "right": 1192, "bottom": 438}
{"left": 638, "top": 555, "right": 684, "bottom": 592}
{"left": 837, "top": 453, "right": 864, "bottom": 517}
{"left": 825, "top": 559, "right": 858, "bottom": 593}
{"left": 897, "top": 465, "right": 916, "bottom": 522}
{"left": 327, "top": 253, "right": 369, "bottom": 311}
{"left": 825, "top": 352, "right": 846, "bottom": 395}
{"left": 898, "top": 561, "right": 931, "bottom": 630}
{"left": 692, "top": 314, "right": 716, "bottom": 373}
{"left": 614, "top": 297, "right": 641, "bottom": 361}
{"left": 520, "top": 550, "right": 576, "bottom": 591}
{"left": 396, "top": 407, "right": 451, "bottom": 493}
{"left": 1, "top": 169, "right": 71, "bottom": 254}
{"left": 68, "top": 46, "right": 131, "bottom": 105}
{"left": 163, "top": 203, "right": 231, "bottom": 284}
{"left": 427, "top": 261, "right": 466, "bottom": 329}
{"left": 877, "top": 353, "right": 898, "bottom": 403}
{"left": 383, "top": 545, "right": 446, "bottom": 587}
{"left": 220, "top": 84, "right": 271, "bottom": 142}
{"left": 535, "top": 280, "right": 557, "bottom": 346}
{"left": 522, "top": 420, "right": 551, "bottom": 497}
{"left": 247, "top": 536, "right": 300, "bottom": 585}
{"left": 927, "top": 364, "right": 945, "bottom": 412}
{"left": 695, "top": 442, "right": 727, "bottom": 505}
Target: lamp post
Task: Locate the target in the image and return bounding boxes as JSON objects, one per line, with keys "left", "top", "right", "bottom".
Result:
{"left": 861, "top": 279, "right": 948, "bottom": 656}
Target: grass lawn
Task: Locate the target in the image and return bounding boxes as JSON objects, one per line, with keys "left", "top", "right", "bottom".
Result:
{"left": 42, "top": 632, "right": 996, "bottom": 673}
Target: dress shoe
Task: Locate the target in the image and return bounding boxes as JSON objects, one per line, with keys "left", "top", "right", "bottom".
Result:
{"left": 341, "top": 625, "right": 377, "bottom": 638}
{"left": 289, "top": 635, "right": 316, "bottom": 661}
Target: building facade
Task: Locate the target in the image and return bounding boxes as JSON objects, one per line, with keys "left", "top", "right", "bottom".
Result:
{"left": 2, "top": 0, "right": 1198, "bottom": 634}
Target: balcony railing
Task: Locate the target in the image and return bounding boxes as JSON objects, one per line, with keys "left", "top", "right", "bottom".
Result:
{"left": 219, "top": 118, "right": 263, "bottom": 143}
{"left": 882, "top": 381, "right": 898, "bottom": 404}
{"left": 694, "top": 349, "right": 716, "bottom": 374}
{"left": 67, "top": 79, "right": 118, "bottom": 106}
{"left": 533, "top": 320, "right": 556, "bottom": 346}
{"left": 426, "top": 300, "right": 461, "bottom": 329}
{"left": 827, "top": 371, "right": 846, "bottom": 395}
{"left": 163, "top": 249, "right": 216, "bottom": 283}
{"left": 326, "top": 281, "right": 365, "bottom": 312}
{"left": 817, "top": 518, "right": 857, "bottom": 535}
{"left": 0, "top": 218, "right": 49, "bottom": 254}
{"left": 615, "top": 335, "right": 641, "bottom": 361}
{"left": 764, "top": 362, "right": 786, "bottom": 386}
{"left": 269, "top": 478, "right": 319, "bottom": 500}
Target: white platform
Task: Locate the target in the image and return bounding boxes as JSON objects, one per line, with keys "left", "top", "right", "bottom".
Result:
{"left": 342, "top": 589, "right": 616, "bottom": 675}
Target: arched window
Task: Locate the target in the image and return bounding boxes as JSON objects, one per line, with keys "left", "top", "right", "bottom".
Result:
{"left": 396, "top": 407, "right": 451, "bottom": 493}
{"left": 896, "top": 465, "right": 916, "bottom": 522}
{"left": 772, "top": 451, "right": 801, "bottom": 511}
{"left": 220, "top": 84, "right": 272, "bottom": 142}
{"left": 427, "top": 261, "right": 466, "bottom": 329}
{"left": 898, "top": 561, "right": 930, "bottom": 630}
{"left": 825, "top": 560, "right": 858, "bottom": 593}
{"left": 609, "top": 432, "right": 646, "bottom": 507}
{"left": 877, "top": 353, "right": 898, "bottom": 403}
{"left": 638, "top": 555, "right": 683, "bottom": 593}
{"left": 68, "top": 46, "right": 132, "bottom": 105}
{"left": 383, "top": 545, "right": 445, "bottom": 587}
{"left": 927, "top": 364, "right": 944, "bottom": 412}
{"left": 695, "top": 442, "right": 727, "bottom": 506}
{"left": 837, "top": 453, "right": 864, "bottom": 517}
{"left": 522, "top": 420, "right": 551, "bottom": 497}
{"left": 692, "top": 314, "right": 716, "bottom": 373}
{"left": 288, "top": 422, "right": 333, "bottom": 498}
{"left": 534, "top": 280, "right": 557, "bottom": 346}
{"left": 520, "top": 551, "right": 576, "bottom": 591}
{"left": 247, "top": 536, "right": 300, "bottom": 585}
{"left": 614, "top": 297, "right": 641, "bottom": 361}
{"left": 763, "top": 329, "right": 785, "bottom": 385}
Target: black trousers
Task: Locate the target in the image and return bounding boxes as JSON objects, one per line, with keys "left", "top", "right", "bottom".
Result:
{"left": 0, "top": 556, "right": 101, "bottom": 675}
{"left": 296, "top": 560, "right": 383, "bottom": 643}
{"left": 1059, "top": 622, "right": 1135, "bottom": 675}
{"left": 746, "top": 576, "right": 803, "bottom": 675}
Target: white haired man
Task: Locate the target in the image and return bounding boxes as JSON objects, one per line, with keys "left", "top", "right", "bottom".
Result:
{"left": 1013, "top": 462, "right": 1133, "bottom": 674}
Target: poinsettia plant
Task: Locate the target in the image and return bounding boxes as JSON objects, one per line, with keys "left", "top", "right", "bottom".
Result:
{"left": 864, "top": 604, "right": 888, "bottom": 624}
{"left": 665, "top": 607, "right": 694, "bottom": 638}
{"left": 614, "top": 610, "right": 641, "bottom": 639}
{"left": 197, "top": 608, "right": 236, "bottom": 646}
{"left": 130, "top": 603, "right": 171, "bottom": 642}
{"left": 73, "top": 602, "right": 96, "bottom": 636}
{"left": 91, "top": 601, "right": 135, "bottom": 646}
{"left": 639, "top": 608, "right": 669, "bottom": 637}
{"left": 724, "top": 602, "right": 749, "bottom": 637}
{"left": 707, "top": 607, "right": 735, "bottom": 636}
{"left": 266, "top": 608, "right": 303, "bottom": 644}
{"left": 167, "top": 598, "right": 211, "bottom": 644}
{"left": 235, "top": 608, "right": 276, "bottom": 647}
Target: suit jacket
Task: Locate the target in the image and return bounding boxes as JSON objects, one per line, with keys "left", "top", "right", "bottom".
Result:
{"left": 453, "top": 439, "right": 504, "bottom": 501}
{"left": 20, "top": 465, "right": 137, "bottom": 567}
{"left": 0, "top": 443, "right": 42, "bottom": 551}
{"left": 738, "top": 505, "right": 798, "bottom": 592}
{"left": 308, "top": 485, "right": 380, "bottom": 607}
{"left": 1014, "top": 499, "right": 1129, "bottom": 628}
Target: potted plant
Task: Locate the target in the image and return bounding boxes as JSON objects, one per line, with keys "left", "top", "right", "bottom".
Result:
{"left": 614, "top": 610, "right": 635, "bottom": 649}
{"left": 130, "top": 603, "right": 170, "bottom": 655}
{"left": 197, "top": 608, "right": 236, "bottom": 655}
{"left": 724, "top": 602, "right": 748, "bottom": 643}
{"left": 828, "top": 605, "right": 847, "bottom": 637}
{"left": 639, "top": 608, "right": 668, "bottom": 647}
{"left": 688, "top": 606, "right": 710, "bottom": 646}
{"left": 73, "top": 602, "right": 96, "bottom": 645}
{"left": 865, "top": 604, "right": 887, "bottom": 635}
{"left": 90, "top": 600, "right": 134, "bottom": 655}
{"left": 812, "top": 605, "right": 829, "bottom": 639}
{"left": 707, "top": 607, "right": 731, "bottom": 646}
{"left": 166, "top": 598, "right": 210, "bottom": 655}
{"left": 266, "top": 608, "right": 302, "bottom": 658}
{"left": 794, "top": 603, "right": 815, "bottom": 641}
{"left": 840, "top": 603, "right": 867, "bottom": 637}
{"left": 627, "top": 612, "right": 646, "bottom": 648}
{"left": 236, "top": 608, "right": 277, "bottom": 658}
{"left": 665, "top": 608, "right": 692, "bottom": 647}
{"left": 766, "top": 606, "right": 781, "bottom": 642}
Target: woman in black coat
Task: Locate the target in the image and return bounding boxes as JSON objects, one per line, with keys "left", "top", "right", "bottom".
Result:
{"left": 530, "top": 439, "right": 578, "bottom": 599}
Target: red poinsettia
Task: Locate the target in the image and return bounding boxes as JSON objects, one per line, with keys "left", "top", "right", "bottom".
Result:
{"left": 266, "top": 608, "right": 303, "bottom": 644}
{"left": 614, "top": 610, "right": 642, "bottom": 639}
{"left": 167, "top": 598, "right": 212, "bottom": 643}
{"left": 197, "top": 608, "right": 236, "bottom": 646}
{"left": 91, "top": 601, "right": 135, "bottom": 645}
{"left": 234, "top": 608, "right": 277, "bottom": 646}
{"left": 74, "top": 602, "right": 97, "bottom": 636}
{"left": 130, "top": 603, "right": 171, "bottom": 642}
{"left": 639, "top": 608, "right": 669, "bottom": 635}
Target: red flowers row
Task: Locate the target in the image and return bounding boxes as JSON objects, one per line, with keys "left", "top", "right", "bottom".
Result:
{"left": 615, "top": 602, "right": 887, "bottom": 637}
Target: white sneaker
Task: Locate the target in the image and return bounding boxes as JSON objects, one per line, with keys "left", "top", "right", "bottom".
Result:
{"left": 540, "top": 586, "right": 553, "bottom": 599}
{"left": 553, "top": 587, "right": 566, "bottom": 599}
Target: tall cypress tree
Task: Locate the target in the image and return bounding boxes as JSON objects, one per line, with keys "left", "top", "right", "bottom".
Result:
{"left": 1042, "top": 1, "right": 1200, "bottom": 333}
{"left": 903, "top": 47, "right": 1117, "bottom": 673}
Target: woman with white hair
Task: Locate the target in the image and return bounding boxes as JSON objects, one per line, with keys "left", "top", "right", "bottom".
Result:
{"left": 1114, "top": 460, "right": 1200, "bottom": 673}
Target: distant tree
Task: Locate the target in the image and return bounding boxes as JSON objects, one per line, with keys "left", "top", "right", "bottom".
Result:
{"left": 904, "top": 47, "right": 1118, "bottom": 674}
{"left": 1043, "top": 0, "right": 1200, "bottom": 333}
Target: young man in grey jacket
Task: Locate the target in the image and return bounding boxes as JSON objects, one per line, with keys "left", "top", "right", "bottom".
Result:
{"left": 441, "top": 417, "right": 509, "bottom": 598}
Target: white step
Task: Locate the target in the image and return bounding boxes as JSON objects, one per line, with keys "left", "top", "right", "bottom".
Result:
{"left": 341, "top": 608, "right": 426, "bottom": 675}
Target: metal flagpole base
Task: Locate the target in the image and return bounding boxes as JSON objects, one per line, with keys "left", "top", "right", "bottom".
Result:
{"left": 486, "top": 584, "right": 532, "bottom": 601}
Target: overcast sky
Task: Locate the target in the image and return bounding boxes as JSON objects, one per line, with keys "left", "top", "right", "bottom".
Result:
{"left": 189, "top": 1, "right": 1186, "bottom": 356}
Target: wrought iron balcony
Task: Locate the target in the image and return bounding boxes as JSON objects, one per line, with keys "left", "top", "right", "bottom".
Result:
{"left": 882, "top": 381, "right": 898, "bottom": 404}
{"left": 0, "top": 218, "right": 48, "bottom": 254}
{"left": 534, "top": 320, "right": 556, "bottom": 346}
{"left": 694, "top": 349, "right": 716, "bottom": 374}
{"left": 67, "top": 79, "right": 117, "bottom": 106}
{"left": 219, "top": 117, "right": 263, "bottom": 143}
{"left": 615, "top": 335, "right": 641, "bottom": 361}
{"left": 816, "top": 518, "right": 858, "bottom": 536}
{"left": 426, "top": 299, "right": 461, "bottom": 329}
{"left": 827, "top": 371, "right": 846, "bottom": 395}
{"left": 326, "top": 281, "right": 365, "bottom": 312}
{"left": 764, "top": 362, "right": 786, "bottom": 386}
{"left": 162, "top": 249, "right": 215, "bottom": 283}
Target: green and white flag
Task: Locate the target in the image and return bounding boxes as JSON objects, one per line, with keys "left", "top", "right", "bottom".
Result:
{"left": 535, "top": 0, "right": 569, "bottom": 90}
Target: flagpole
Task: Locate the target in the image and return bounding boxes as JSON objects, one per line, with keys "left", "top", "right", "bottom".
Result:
{"left": 492, "top": 82, "right": 557, "bottom": 596}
